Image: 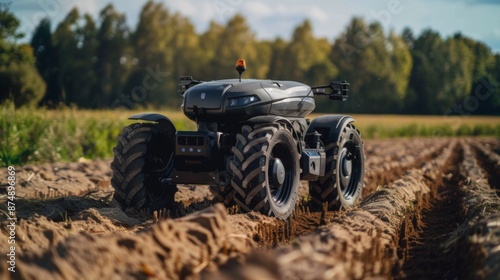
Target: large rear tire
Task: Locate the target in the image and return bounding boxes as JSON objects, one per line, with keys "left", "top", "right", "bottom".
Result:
{"left": 229, "top": 124, "right": 300, "bottom": 220}
{"left": 309, "top": 122, "right": 364, "bottom": 211}
{"left": 111, "top": 123, "right": 176, "bottom": 211}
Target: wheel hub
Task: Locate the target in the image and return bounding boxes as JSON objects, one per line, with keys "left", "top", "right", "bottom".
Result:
{"left": 271, "top": 158, "right": 285, "bottom": 188}
{"left": 339, "top": 148, "right": 352, "bottom": 190}
{"left": 342, "top": 154, "right": 352, "bottom": 176}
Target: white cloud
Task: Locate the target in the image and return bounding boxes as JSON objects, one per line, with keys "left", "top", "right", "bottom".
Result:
{"left": 242, "top": 2, "right": 274, "bottom": 18}
{"left": 306, "top": 6, "right": 328, "bottom": 23}
{"left": 161, "top": 0, "right": 215, "bottom": 25}
{"left": 275, "top": 4, "right": 288, "bottom": 14}
{"left": 165, "top": 0, "right": 197, "bottom": 16}
{"left": 74, "top": 0, "right": 98, "bottom": 16}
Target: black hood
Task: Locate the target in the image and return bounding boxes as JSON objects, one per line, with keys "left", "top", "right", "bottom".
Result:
{"left": 183, "top": 81, "right": 233, "bottom": 109}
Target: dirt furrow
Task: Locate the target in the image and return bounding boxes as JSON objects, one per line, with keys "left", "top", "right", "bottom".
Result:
{"left": 0, "top": 160, "right": 113, "bottom": 200}
{"left": 480, "top": 138, "right": 500, "bottom": 155}
{"left": 397, "top": 141, "right": 500, "bottom": 279}
{"left": 364, "top": 138, "right": 439, "bottom": 160}
{"left": 2, "top": 138, "right": 499, "bottom": 280}
{"left": 364, "top": 139, "right": 447, "bottom": 194}
{"left": 207, "top": 141, "right": 456, "bottom": 279}
{"left": 364, "top": 138, "right": 439, "bottom": 167}
{"left": 170, "top": 139, "right": 450, "bottom": 250}
{"left": 365, "top": 138, "right": 436, "bottom": 159}
{"left": 445, "top": 141, "right": 500, "bottom": 279}
{"left": 219, "top": 140, "right": 450, "bottom": 250}
{"left": 470, "top": 139, "right": 500, "bottom": 195}
{"left": 1, "top": 204, "right": 253, "bottom": 280}
{"left": 393, "top": 141, "right": 464, "bottom": 279}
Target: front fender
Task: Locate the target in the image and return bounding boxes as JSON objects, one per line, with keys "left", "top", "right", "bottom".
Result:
{"left": 129, "top": 113, "right": 176, "bottom": 132}
{"left": 307, "top": 115, "right": 355, "bottom": 143}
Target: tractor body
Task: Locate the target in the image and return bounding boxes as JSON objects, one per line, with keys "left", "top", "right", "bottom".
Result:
{"left": 111, "top": 61, "right": 364, "bottom": 220}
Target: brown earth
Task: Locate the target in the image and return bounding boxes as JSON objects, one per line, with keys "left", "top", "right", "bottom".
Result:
{"left": 0, "top": 138, "right": 499, "bottom": 279}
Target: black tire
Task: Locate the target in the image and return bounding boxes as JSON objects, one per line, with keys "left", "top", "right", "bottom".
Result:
{"left": 110, "top": 123, "right": 177, "bottom": 211}
{"left": 209, "top": 184, "right": 236, "bottom": 206}
{"left": 210, "top": 155, "right": 237, "bottom": 206}
{"left": 309, "top": 123, "right": 364, "bottom": 211}
{"left": 229, "top": 123, "right": 300, "bottom": 220}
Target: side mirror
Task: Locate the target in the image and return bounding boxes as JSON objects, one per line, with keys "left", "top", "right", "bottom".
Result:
{"left": 311, "top": 80, "right": 350, "bottom": 101}
{"left": 329, "top": 81, "right": 349, "bottom": 101}
{"left": 178, "top": 76, "right": 203, "bottom": 95}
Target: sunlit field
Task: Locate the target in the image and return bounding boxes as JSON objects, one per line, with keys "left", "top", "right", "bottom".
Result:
{"left": 1, "top": 106, "right": 499, "bottom": 166}
{"left": 346, "top": 114, "right": 500, "bottom": 139}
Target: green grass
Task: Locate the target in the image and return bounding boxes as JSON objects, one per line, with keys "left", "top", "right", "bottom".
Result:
{"left": 1, "top": 105, "right": 499, "bottom": 167}
{"left": 345, "top": 114, "right": 500, "bottom": 139}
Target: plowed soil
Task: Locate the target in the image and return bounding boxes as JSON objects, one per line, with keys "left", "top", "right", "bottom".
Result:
{"left": 1, "top": 138, "right": 499, "bottom": 280}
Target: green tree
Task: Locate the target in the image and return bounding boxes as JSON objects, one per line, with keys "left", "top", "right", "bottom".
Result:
{"left": 0, "top": 2, "right": 24, "bottom": 62}
{"left": 210, "top": 14, "right": 258, "bottom": 79}
{"left": 272, "top": 20, "right": 336, "bottom": 85}
{"left": 454, "top": 33, "right": 493, "bottom": 82}
{"left": 168, "top": 12, "right": 202, "bottom": 106}
{"left": 124, "top": 1, "right": 173, "bottom": 107}
{"left": 0, "top": 61, "right": 46, "bottom": 107}
{"left": 51, "top": 8, "right": 81, "bottom": 105}
{"left": 72, "top": 14, "right": 99, "bottom": 107}
{"left": 94, "top": 4, "right": 130, "bottom": 107}
{"left": 15, "top": 1, "right": 499, "bottom": 114}
{"left": 304, "top": 37, "right": 338, "bottom": 86}
{"left": 403, "top": 29, "right": 444, "bottom": 114}
{"left": 330, "top": 18, "right": 412, "bottom": 113}
{"left": 267, "top": 37, "right": 288, "bottom": 79}
{"left": 439, "top": 37, "right": 474, "bottom": 109}
{"left": 453, "top": 34, "right": 499, "bottom": 115}
{"left": 483, "top": 54, "right": 500, "bottom": 114}
{"left": 0, "top": 4, "right": 45, "bottom": 107}
{"left": 31, "top": 18, "right": 62, "bottom": 106}
{"left": 404, "top": 30, "right": 475, "bottom": 115}
{"left": 125, "top": 2, "right": 202, "bottom": 108}
{"left": 49, "top": 6, "right": 130, "bottom": 108}
{"left": 253, "top": 40, "right": 272, "bottom": 79}
{"left": 402, "top": 27, "right": 414, "bottom": 49}
{"left": 198, "top": 21, "right": 224, "bottom": 79}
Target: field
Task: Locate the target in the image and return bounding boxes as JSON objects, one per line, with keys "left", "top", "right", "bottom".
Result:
{"left": 1, "top": 137, "right": 499, "bottom": 279}
{"left": 1, "top": 106, "right": 500, "bottom": 166}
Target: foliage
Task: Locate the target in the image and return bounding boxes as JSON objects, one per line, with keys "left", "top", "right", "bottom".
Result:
{"left": 404, "top": 30, "right": 497, "bottom": 115}
{"left": 271, "top": 20, "right": 337, "bottom": 84}
{"left": 0, "top": 4, "right": 46, "bottom": 107}
{"left": 0, "top": 106, "right": 499, "bottom": 167}
{"left": 0, "top": 105, "right": 132, "bottom": 166}
{"left": 328, "top": 18, "right": 414, "bottom": 114}
{"left": 0, "top": 103, "right": 47, "bottom": 165}
{"left": 0, "top": 61, "right": 46, "bottom": 107}
{"left": 31, "top": 18, "right": 61, "bottom": 106}
{"left": 1, "top": 2, "right": 499, "bottom": 115}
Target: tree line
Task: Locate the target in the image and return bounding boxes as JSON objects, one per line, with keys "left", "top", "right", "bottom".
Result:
{"left": 1, "top": 1, "right": 499, "bottom": 115}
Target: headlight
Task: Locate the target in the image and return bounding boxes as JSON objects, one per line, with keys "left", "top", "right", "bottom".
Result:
{"left": 227, "top": 95, "right": 260, "bottom": 107}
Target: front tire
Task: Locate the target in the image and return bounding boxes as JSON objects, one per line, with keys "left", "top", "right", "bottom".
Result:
{"left": 309, "top": 122, "right": 364, "bottom": 211}
{"left": 229, "top": 124, "right": 300, "bottom": 220}
{"left": 110, "top": 123, "right": 176, "bottom": 211}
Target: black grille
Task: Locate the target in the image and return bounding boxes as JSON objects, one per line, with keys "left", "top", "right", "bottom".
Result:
{"left": 177, "top": 136, "right": 204, "bottom": 146}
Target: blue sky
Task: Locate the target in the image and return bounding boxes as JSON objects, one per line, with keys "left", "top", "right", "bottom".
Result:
{"left": 9, "top": 0, "right": 500, "bottom": 52}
